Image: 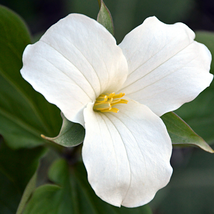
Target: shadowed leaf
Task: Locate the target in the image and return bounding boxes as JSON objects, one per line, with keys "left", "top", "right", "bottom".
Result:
{"left": 23, "top": 159, "right": 152, "bottom": 214}
{"left": 0, "top": 5, "right": 61, "bottom": 149}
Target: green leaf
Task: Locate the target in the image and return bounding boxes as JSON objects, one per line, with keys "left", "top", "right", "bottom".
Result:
{"left": 161, "top": 112, "right": 213, "bottom": 153}
{"left": 23, "top": 159, "right": 152, "bottom": 214}
{"left": 0, "top": 139, "right": 45, "bottom": 214}
{"left": 42, "top": 113, "right": 85, "bottom": 147}
{"left": 0, "top": 5, "right": 61, "bottom": 149}
{"left": 97, "top": 0, "right": 114, "bottom": 35}
{"left": 16, "top": 172, "right": 37, "bottom": 214}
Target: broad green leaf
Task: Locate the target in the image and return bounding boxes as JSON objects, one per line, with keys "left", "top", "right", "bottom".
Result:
{"left": 0, "top": 139, "right": 45, "bottom": 214}
{"left": 161, "top": 112, "right": 213, "bottom": 153}
{"left": 97, "top": 0, "right": 114, "bottom": 35}
{"left": 16, "top": 172, "right": 37, "bottom": 214}
{"left": 0, "top": 5, "right": 61, "bottom": 149}
{"left": 42, "top": 113, "right": 85, "bottom": 147}
{"left": 23, "top": 159, "right": 152, "bottom": 214}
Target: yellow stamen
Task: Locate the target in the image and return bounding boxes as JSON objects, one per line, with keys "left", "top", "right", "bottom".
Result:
{"left": 93, "top": 92, "right": 128, "bottom": 113}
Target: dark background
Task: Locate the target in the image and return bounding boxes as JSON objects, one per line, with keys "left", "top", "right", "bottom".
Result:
{"left": 1, "top": 0, "right": 214, "bottom": 42}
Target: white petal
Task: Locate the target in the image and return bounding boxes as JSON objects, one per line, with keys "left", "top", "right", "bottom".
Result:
{"left": 82, "top": 99, "right": 172, "bottom": 207}
{"left": 119, "top": 16, "right": 213, "bottom": 116}
{"left": 21, "top": 14, "right": 128, "bottom": 125}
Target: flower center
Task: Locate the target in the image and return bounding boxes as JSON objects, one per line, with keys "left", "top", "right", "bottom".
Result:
{"left": 93, "top": 92, "right": 128, "bottom": 113}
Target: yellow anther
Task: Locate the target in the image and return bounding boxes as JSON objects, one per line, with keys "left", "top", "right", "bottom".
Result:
{"left": 93, "top": 92, "right": 128, "bottom": 113}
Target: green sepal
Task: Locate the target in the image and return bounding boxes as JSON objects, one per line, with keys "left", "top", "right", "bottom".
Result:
{"left": 97, "top": 0, "right": 114, "bottom": 35}
{"left": 23, "top": 159, "right": 152, "bottom": 214}
{"left": 42, "top": 113, "right": 85, "bottom": 147}
{"left": 161, "top": 112, "right": 213, "bottom": 153}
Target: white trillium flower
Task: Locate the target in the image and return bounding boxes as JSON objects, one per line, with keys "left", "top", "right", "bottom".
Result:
{"left": 21, "top": 14, "right": 213, "bottom": 207}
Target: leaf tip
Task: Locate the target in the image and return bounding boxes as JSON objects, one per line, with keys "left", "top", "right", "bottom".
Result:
{"left": 41, "top": 134, "right": 47, "bottom": 140}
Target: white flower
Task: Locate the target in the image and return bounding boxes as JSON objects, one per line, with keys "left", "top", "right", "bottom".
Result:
{"left": 20, "top": 14, "right": 213, "bottom": 207}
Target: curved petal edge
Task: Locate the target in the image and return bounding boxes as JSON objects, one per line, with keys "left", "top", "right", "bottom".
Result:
{"left": 21, "top": 14, "right": 128, "bottom": 125}
{"left": 82, "top": 100, "right": 172, "bottom": 207}
{"left": 119, "top": 16, "right": 213, "bottom": 116}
